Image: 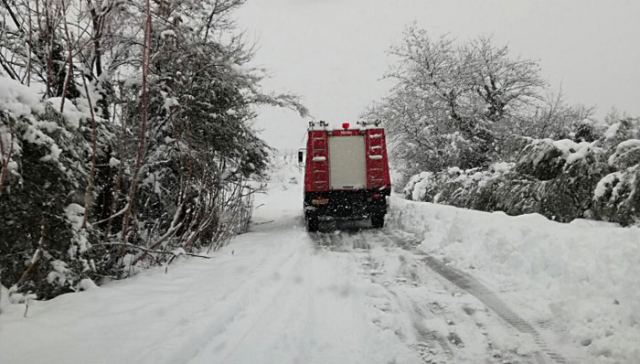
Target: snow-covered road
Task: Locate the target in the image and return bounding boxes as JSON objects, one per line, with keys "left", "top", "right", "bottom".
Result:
{"left": 1, "top": 164, "right": 638, "bottom": 363}
{"left": 0, "top": 186, "right": 428, "bottom": 364}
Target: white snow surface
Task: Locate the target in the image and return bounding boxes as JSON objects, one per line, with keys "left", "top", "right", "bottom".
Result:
{"left": 388, "top": 198, "right": 640, "bottom": 363}
{"left": 64, "top": 203, "right": 85, "bottom": 231}
{"left": 593, "top": 172, "right": 621, "bottom": 200}
{"left": 608, "top": 139, "right": 640, "bottom": 166}
{"left": 1, "top": 159, "right": 638, "bottom": 363}
{"left": 548, "top": 138, "right": 595, "bottom": 164}
{"left": 615, "top": 139, "right": 640, "bottom": 151}
{"left": 0, "top": 76, "right": 43, "bottom": 116}
{"left": 45, "top": 97, "right": 86, "bottom": 129}
{"left": 408, "top": 171, "right": 434, "bottom": 201}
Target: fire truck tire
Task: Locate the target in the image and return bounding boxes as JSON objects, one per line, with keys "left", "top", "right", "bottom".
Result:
{"left": 371, "top": 213, "right": 385, "bottom": 228}
{"left": 306, "top": 214, "right": 319, "bottom": 232}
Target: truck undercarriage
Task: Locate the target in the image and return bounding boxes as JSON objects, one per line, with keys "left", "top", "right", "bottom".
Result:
{"left": 303, "top": 189, "right": 390, "bottom": 231}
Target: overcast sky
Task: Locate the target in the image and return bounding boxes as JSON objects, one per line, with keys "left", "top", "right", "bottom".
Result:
{"left": 235, "top": 0, "right": 640, "bottom": 150}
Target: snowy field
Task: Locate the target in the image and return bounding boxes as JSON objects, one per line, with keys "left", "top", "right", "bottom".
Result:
{"left": 1, "top": 161, "right": 639, "bottom": 363}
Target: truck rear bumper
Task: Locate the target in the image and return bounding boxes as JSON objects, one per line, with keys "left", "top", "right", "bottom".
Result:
{"left": 304, "top": 190, "right": 389, "bottom": 219}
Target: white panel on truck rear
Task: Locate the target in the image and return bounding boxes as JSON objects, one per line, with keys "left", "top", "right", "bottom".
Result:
{"left": 328, "top": 135, "right": 366, "bottom": 190}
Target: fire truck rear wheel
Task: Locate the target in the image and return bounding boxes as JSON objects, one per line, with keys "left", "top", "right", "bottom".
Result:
{"left": 371, "top": 213, "right": 385, "bottom": 228}
{"left": 306, "top": 214, "right": 319, "bottom": 232}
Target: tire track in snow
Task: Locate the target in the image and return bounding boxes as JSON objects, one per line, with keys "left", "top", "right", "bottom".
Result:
{"left": 310, "top": 230, "right": 428, "bottom": 363}
{"left": 370, "top": 231, "right": 458, "bottom": 364}
{"left": 382, "top": 230, "right": 569, "bottom": 364}
{"left": 311, "top": 228, "right": 571, "bottom": 363}
{"left": 161, "top": 235, "right": 307, "bottom": 364}
{"left": 213, "top": 242, "right": 314, "bottom": 364}
{"left": 321, "top": 230, "right": 460, "bottom": 363}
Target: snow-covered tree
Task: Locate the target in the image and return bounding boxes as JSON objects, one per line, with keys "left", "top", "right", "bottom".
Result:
{"left": 371, "top": 27, "right": 547, "bottom": 176}
{"left": 367, "top": 26, "right": 600, "bottom": 178}
{"left": 372, "top": 25, "right": 639, "bottom": 226}
{"left": 0, "top": 0, "right": 306, "bottom": 299}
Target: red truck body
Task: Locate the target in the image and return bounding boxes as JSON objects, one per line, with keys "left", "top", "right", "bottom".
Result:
{"left": 302, "top": 122, "right": 391, "bottom": 231}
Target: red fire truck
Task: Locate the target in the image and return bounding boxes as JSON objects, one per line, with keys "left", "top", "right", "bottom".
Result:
{"left": 299, "top": 121, "right": 391, "bottom": 232}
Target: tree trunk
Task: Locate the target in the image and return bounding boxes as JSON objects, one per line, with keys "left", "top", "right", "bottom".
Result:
{"left": 121, "top": 0, "right": 153, "bottom": 243}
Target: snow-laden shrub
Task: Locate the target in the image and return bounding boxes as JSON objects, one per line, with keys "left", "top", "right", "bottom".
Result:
{"left": 405, "top": 163, "right": 514, "bottom": 208}
{"left": 513, "top": 139, "right": 609, "bottom": 220}
{"left": 514, "top": 138, "right": 598, "bottom": 180}
{"left": 602, "top": 117, "right": 640, "bottom": 148}
{"left": 403, "top": 171, "right": 436, "bottom": 201}
{"left": 589, "top": 121, "right": 640, "bottom": 225}
{"left": 404, "top": 137, "right": 613, "bottom": 223}
{"left": 592, "top": 165, "right": 640, "bottom": 226}
{"left": 0, "top": 96, "right": 114, "bottom": 299}
{"left": 514, "top": 139, "right": 565, "bottom": 180}
{"left": 501, "top": 124, "right": 639, "bottom": 224}
{"left": 608, "top": 139, "right": 640, "bottom": 170}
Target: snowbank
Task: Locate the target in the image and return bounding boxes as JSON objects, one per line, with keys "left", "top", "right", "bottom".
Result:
{"left": 0, "top": 284, "right": 8, "bottom": 312}
{"left": 387, "top": 196, "right": 640, "bottom": 363}
{"left": 0, "top": 77, "right": 43, "bottom": 116}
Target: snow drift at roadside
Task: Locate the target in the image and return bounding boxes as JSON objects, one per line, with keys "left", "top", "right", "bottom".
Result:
{"left": 387, "top": 196, "right": 640, "bottom": 363}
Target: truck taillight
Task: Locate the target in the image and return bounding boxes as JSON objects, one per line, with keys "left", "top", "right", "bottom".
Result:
{"left": 342, "top": 122, "right": 350, "bottom": 129}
